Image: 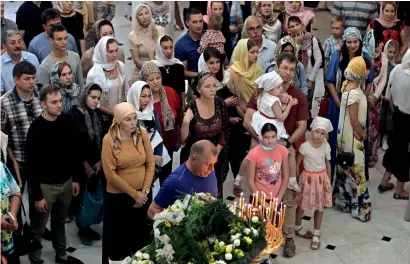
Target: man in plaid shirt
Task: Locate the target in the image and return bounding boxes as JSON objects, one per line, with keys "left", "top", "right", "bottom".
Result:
{"left": 1, "top": 61, "right": 42, "bottom": 237}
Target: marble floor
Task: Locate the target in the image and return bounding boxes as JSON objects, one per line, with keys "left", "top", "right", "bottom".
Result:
{"left": 3, "top": 1, "right": 410, "bottom": 264}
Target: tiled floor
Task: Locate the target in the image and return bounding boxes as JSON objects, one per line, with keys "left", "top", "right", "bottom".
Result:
{"left": 3, "top": 1, "right": 409, "bottom": 264}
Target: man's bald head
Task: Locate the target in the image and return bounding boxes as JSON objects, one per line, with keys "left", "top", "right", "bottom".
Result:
{"left": 190, "top": 140, "right": 217, "bottom": 158}
{"left": 189, "top": 140, "right": 218, "bottom": 177}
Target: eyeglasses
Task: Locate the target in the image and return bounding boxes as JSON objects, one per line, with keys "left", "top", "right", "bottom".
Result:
{"left": 247, "top": 25, "right": 263, "bottom": 33}
{"left": 278, "top": 66, "right": 296, "bottom": 74}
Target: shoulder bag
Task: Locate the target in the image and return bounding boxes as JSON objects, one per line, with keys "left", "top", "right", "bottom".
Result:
{"left": 336, "top": 92, "right": 355, "bottom": 168}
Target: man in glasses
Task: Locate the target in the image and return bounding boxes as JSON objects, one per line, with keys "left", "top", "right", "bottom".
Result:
{"left": 28, "top": 8, "right": 78, "bottom": 63}
{"left": 1, "top": 61, "right": 42, "bottom": 249}
{"left": 240, "top": 15, "right": 277, "bottom": 72}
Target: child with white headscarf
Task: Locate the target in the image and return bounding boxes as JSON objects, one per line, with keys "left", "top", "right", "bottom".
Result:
{"left": 251, "top": 71, "right": 299, "bottom": 191}
{"left": 295, "top": 116, "right": 333, "bottom": 251}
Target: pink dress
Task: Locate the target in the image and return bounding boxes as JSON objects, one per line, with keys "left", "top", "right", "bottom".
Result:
{"left": 295, "top": 141, "right": 332, "bottom": 212}
{"left": 246, "top": 144, "right": 289, "bottom": 197}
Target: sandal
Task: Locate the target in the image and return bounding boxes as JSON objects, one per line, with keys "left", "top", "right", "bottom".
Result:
{"left": 311, "top": 235, "right": 321, "bottom": 250}
{"left": 393, "top": 193, "right": 409, "bottom": 200}
{"left": 378, "top": 183, "right": 394, "bottom": 193}
{"left": 296, "top": 227, "right": 313, "bottom": 239}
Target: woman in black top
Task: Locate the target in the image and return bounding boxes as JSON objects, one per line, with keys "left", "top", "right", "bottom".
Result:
{"left": 69, "top": 83, "right": 104, "bottom": 246}
{"left": 57, "top": 1, "right": 85, "bottom": 56}
{"left": 152, "top": 35, "right": 186, "bottom": 107}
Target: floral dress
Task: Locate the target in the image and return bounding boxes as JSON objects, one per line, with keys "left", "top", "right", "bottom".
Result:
{"left": 334, "top": 88, "right": 371, "bottom": 222}
{"left": 180, "top": 97, "right": 230, "bottom": 197}
{"left": 0, "top": 163, "right": 20, "bottom": 254}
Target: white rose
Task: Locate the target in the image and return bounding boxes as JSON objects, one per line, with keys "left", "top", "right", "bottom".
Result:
{"left": 226, "top": 245, "right": 233, "bottom": 253}
{"left": 251, "top": 216, "right": 259, "bottom": 223}
{"left": 142, "top": 253, "right": 150, "bottom": 260}
{"left": 225, "top": 253, "right": 233, "bottom": 261}
{"left": 134, "top": 251, "right": 143, "bottom": 260}
{"left": 233, "top": 239, "right": 241, "bottom": 247}
{"left": 219, "top": 241, "right": 225, "bottom": 247}
{"left": 244, "top": 228, "right": 251, "bottom": 235}
{"left": 131, "top": 260, "right": 138, "bottom": 264}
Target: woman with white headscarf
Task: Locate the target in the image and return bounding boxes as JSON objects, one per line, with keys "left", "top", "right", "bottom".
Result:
{"left": 129, "top": 4, "right": 164, "bottom": 83}
{"left": 379, "top": 49, "right": 410, "bottom": 200}
{"left": 127, "top": 81, "right": 170, "bottom": 171}
{"left": 86, "top": 36, "right": 128, "bottom": 133}
{"left": 152, "top": 34, "right": 185, "bottom": 106}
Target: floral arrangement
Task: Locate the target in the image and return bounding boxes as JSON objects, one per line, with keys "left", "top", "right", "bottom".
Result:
{"left": 126, "top": 193, "right": 267, "bottom": 264}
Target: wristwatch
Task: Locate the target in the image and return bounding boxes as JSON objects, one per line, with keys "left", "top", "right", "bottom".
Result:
{"left": 284, "top": 139, "right": 292, "bottom": 149}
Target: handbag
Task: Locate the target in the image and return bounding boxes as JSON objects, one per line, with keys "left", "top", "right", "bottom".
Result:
{"left": 336, "top": 92, "right": 355, "bottom": 168}
{"left": 76, "top": 177, "right": 104, "bottom": 229}
{"left": 17, "top": 202, "right": 43, "bottom": 255}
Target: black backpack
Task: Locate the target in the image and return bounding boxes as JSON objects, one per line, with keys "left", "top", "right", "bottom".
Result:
{"left": 311, "top": 36, "right": 325, "bottom": 69}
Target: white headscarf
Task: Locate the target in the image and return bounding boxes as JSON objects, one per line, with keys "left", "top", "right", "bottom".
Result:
{"left": 127, "top": 81, "right": 154, "bottom": 121}
{"left": 255, "top": 71, "right": 283, "bottom": 91}
{"left": 152, "top": 34, "right": 183, "bottom": 67}
{"left": 197, "top": 53, "right": 230, "bottom": 90}
{"left": 92, "top": 36, "right": 117, "bottom": 92}
{"left": 310, "top": 117, "right": 333, "bottom": 133}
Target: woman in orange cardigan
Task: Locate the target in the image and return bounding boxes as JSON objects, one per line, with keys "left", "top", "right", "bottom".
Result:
{"left": 101, "top": 102, "right": 154, "bottom": 264}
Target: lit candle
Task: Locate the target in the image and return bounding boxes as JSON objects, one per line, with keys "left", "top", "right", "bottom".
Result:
{"left": 233, "top": 202, "right": 237, "bottom": 215}
{"left": 251, "top": 193, "right": 255, "bottom": 207}
{"left": 270, "top": 192, "right": 273, "bottom": 201}
{"left": 240, "top": 192, "right": 243, "bottom": 207}
{"left": 282, "top": 205, "right": 286, "bottom": 226}
{"left": 255, "top": 191, "right": 259, "bottom": 206}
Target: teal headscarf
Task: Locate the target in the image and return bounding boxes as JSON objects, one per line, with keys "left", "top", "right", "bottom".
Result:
{"left": 363, "top": 30, "right": 380, "bottom": 59}
{"left": 343, "top": 27, "right": 362, "bottom": 41}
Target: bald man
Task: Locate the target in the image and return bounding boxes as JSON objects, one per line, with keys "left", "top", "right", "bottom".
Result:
{"left": 148, "top": 140, "right": 218, "bottom": 219}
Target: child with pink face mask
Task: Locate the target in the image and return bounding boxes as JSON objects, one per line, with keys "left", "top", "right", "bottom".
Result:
{"left": 251, "top": 71, "right": 300, "bottom": 191}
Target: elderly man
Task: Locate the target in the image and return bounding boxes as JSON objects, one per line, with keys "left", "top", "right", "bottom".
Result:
{"left": 1, "top": 30, "right": 39, "bottom": 94}
{"left": 240, "top": 15, "right": 277, "bottom": 72}
{"left": 148, "top": 140, "right": 218, "bottom": 219}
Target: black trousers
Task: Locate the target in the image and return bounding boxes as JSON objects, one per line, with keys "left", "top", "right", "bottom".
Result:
{"left": 228, "top": 123, "right": 251, "bottom": 176}
{"left": 102, "top": 191, "right": 152, "bottom": 264}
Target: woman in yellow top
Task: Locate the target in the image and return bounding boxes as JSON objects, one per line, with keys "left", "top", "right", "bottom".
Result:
{"left": 226, "top": 38, "right": 263, "bottom": 193}
{"left": 101, "top": 102, "right": 154, "bottom": 264}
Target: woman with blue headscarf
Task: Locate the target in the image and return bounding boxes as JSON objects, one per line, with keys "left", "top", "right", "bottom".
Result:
{"left": 325, "top": 27, "right": 374, "bottom": 180}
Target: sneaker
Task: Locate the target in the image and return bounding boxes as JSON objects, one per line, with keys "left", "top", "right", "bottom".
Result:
{"left": 283, "top": 238, "right": 296, "bottom": 258}
{"left": 288, "top": 179, "right": 301, "bottom": 192}
{"left": 382, "top": 140, "right": 389, "bottom": 151}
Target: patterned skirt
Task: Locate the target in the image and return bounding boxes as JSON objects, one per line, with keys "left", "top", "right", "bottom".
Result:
{"left": 295, "top": 169, "right": 332, "bottom": 212}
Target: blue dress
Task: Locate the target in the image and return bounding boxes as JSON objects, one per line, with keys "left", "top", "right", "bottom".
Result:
{"left": 326, "top": 51, "right": 374, "bottom": 181}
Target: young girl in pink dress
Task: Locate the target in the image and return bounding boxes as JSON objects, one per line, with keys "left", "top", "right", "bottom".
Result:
{"left": 295, "top": 117, "right": 333, "bottom": 250}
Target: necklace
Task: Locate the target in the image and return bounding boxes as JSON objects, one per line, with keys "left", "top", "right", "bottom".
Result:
{"left": 164, "top": 65, "right": 171, "bottom": 74}
{"left": 51, "top": 50, "right": 68, "bottom": 62}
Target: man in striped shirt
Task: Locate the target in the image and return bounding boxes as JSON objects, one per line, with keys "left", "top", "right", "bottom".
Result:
{"left": 331, "top": 1, "right": 379, "bottom": 37}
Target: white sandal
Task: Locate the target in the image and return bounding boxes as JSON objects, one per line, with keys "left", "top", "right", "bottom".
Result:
{"left": 311, "top": 235, "right": 321, "bottom": 250}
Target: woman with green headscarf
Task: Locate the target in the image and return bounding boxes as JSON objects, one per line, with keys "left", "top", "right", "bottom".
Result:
{"left": 50, "top": 61, "right": 82, "bottom": 114}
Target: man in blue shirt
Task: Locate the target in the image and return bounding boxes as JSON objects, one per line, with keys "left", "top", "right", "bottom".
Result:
{"left": 148, "top": 140, "right": 218, "bottom": 219}
{"left": 28, "top": 8, "right": 78, "bottom": 63}
{"left": 174, "top": 8, "right": 203, "bottom": 78}
{"left": 1, "top": 30, "right": 39, "bottom": 94}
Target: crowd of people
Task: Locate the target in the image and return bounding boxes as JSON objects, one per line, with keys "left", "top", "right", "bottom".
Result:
{"left": 1, "top": 1, "right": 410, "bottom": 264}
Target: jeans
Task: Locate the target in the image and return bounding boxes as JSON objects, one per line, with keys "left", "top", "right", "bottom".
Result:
{"left": 29, "top": 178, "right": 72, "bottom": 264}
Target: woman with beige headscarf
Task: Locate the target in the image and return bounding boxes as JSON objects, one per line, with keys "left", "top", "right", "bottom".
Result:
{"left": 129, "top": 4, "right": 164, "bottom": 83}
{"left": 78, "top": 1, "right": 116, "bottom": 50}
{"left": 101, "top": 102, "right": 154, "bottom": 264}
